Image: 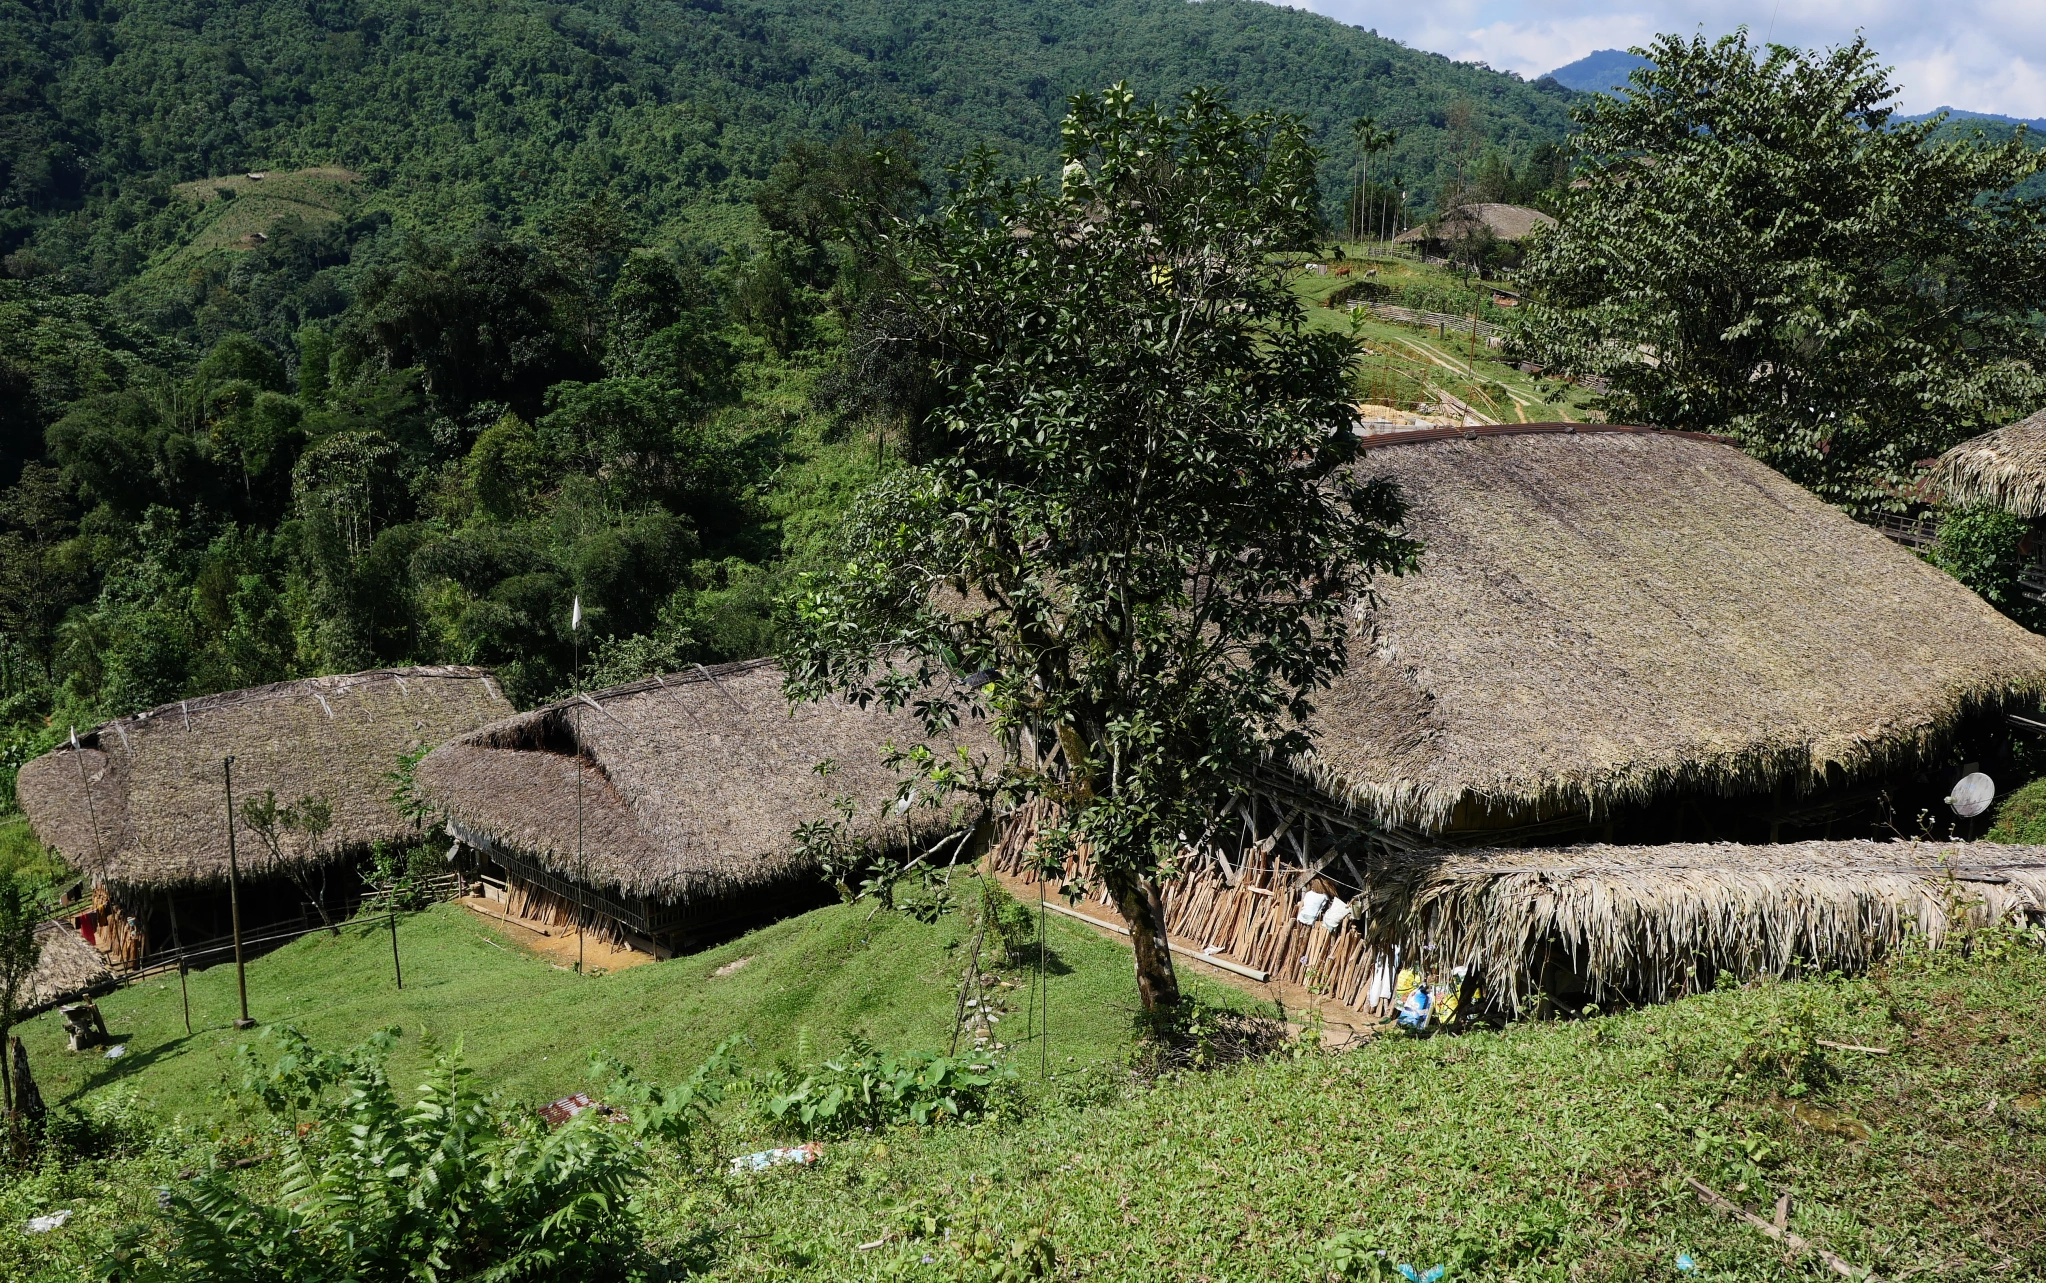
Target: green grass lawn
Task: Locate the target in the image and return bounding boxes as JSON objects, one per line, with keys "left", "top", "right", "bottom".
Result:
{"left": 12, "top": 893, "right": 1247, "bottom": 1118}
{"left": 4, "top": 906, "right": 2041, "bottom": 1279}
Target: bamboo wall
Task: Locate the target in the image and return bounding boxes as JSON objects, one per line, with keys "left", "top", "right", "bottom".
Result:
{"left": 989, "top": 797, "right": 1407, "bottom": 1015}
{"left": 504, "top": 876, "right": 637, "bottom": 950}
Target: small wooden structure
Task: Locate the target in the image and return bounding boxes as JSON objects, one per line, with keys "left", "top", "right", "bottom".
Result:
{"left": 15, "top": 667, "right": 511, "bottom": 969}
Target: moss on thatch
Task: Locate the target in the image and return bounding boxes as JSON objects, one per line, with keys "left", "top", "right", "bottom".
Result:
{"left": 1294, "top": 427, "right": 2046, "bottom": 833}
{"left": 15, "top": 667, "right": 512, "bottom": 891}
{"left": 1934, "top": 408, "right": 2046, "bottom": 517}
{"left": 417, "top": 659, "right": 992, "bottom": 905}
{"left": 1361, "top": 839, "right": 2046, "bottom": 1009}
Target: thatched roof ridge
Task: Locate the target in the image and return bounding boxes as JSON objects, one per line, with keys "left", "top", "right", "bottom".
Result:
{"left": 1395, "top": 202, "right": 1557, "bottom": 244}
{"left": 1360, "top": 839, "right": 2046, "bottom": 1007}
{"left": 1934, "top": 408, "right": 2046, "bottom": 517}
{"left": 16, "top": 667, "right": 512, "bottom": 891}
{"left": 1295, "top": 428, "right": 2046, "bottom": 831}
{"left": 416, "top": 659, "right": 992, "bottom": 903}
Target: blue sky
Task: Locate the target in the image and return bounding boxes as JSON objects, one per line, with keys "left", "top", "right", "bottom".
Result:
{"left": 1291, "top": 1, "right": 2046, "bottom": 119}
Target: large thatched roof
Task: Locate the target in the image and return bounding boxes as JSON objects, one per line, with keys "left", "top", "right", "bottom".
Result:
{"left": 17, "top": 667, "right": 512, "bottom": 891}
{"left": 1297, "top": 425, "right": 2046, "bottom": 831}
{"left": 1360, "top": 839, "right": 2046, "bottom": 1008}
{"left": 1933, "top": 407, "right": 2046, "bottom": 517}
{"left": 1395, "top": 202, "right": 1557, "bottom": 244}
{"left": 416, "top": 659, "right": 993, "bottom": 904}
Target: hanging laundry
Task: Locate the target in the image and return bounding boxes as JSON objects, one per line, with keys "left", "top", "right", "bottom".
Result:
{"left": 1296, "top": 890, "right": 1329, "bottom": 926}
{"left": 1366, "top": 954, "right": 1396, "bottom": 1006}
{"left": 1321, "top": 898, "right": 1350, "bottom": 931}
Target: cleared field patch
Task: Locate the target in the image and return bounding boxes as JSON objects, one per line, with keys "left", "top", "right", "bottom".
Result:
{"left": 166, "top": 166, "right": 362, "bottom": 253}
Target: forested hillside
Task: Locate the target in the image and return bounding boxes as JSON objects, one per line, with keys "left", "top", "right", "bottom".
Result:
{"left": 2, "top": 0, "right": 1574, "bottom": 286}
{"left": 0, "top": 0, "right": 1578, "bottom": 802}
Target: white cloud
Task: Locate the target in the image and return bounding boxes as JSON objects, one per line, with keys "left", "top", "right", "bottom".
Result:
{"left": 1298, "top": 0, "right": 2046, "bottom": 118}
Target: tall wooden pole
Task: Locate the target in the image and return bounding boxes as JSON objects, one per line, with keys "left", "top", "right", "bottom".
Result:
{"left": 388, "top": 889, "right": 403, "bottom": 990}
{"left": 224, "top": 756, "right": 253, "bottom": 1029}
{"left": 167, "top": 896, "right": 190, "bottom": 1036}
{"left": 573, "top": 598, "right": 585, "bottom": 976}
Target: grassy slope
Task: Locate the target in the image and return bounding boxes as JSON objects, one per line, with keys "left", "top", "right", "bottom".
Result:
{"left": 1291, "top": 256, "right": 1600, "bottom": 424}
{"left": 681, "top": 941, "right": 2045, "bottom": 1280}
{"left": 10, "top": 895, "right": 1246, "bottom": 1116}
{"left": 18, "top": 929, "right": 2035, "bottom": 1280}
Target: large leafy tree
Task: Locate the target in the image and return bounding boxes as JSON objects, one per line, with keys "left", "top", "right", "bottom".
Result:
{"left": 1513, "top": 32, "right": 2046, "bottom": 513}
{"left": 782, "top": 86, "right": 1416, "bottom": 1012}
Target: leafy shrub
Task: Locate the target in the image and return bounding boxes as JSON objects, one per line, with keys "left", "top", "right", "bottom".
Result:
{"left": 44, "top": 1088, "right": 155, "bottom": 1161}
{"left": 109, "top": 1027, "right": 737, "bottom": 1281}
{"left": 758, "top": 1037, "right": 1014, "bottom": 1137}
{"left": 1986, "top": 775, "right": 2046, "bottom": 843}
{"left": 1928, "top": 503, "right": 2041, "bottom": 629}
{"left": 1719, "top": 987, "right": 1837, "bottom": 1098}
{"left": 978, "top": 879, "right": 1038, "bottom": 964}
{"left": 1129, "top": 995, "right": 1285, "bottom": 1076}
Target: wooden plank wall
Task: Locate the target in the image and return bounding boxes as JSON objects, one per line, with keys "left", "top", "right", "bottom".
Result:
{"left": 989, "top": 796, "right": 1402, "bottom": 1015}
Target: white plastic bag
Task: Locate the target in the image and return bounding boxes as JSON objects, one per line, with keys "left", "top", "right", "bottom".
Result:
{"left": 1296, "top": 891, "right": 1328, "bottom": 926}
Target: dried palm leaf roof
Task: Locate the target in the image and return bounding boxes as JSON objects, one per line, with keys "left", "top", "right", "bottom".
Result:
{"left": 16, "top": 667, "right": 512, "bottom": 891}
{"left": 416, "top": 659, "right": 993, "bottom": 903}
{"left": 1394, "top": 202, "right": 1557, "bottom": 243}
{"left": 1933, "top": 407, "right": 2046, "bottom": 517}
{"left": 1297, "top": 426, "right": 2046, "bottom": 831}
{"left": 23, "top": 921, "right": 114, "bottom": 1016}
{"left": 1359, "top": 839, "right": 2046, "bottom": 1008}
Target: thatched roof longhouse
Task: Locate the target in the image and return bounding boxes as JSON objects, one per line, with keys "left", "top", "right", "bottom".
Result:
{"left": 16, "top": 667, "right": 512, "bottom": 891}
{"left": 417, "top": 659, "right": 992, "bottom": 907}
{"left": 1933, "top": 408, "right": 2046, "bottom": 517}
{"left": 1361, "top": 839, "right": 2046, "bottom": 1009}
{"left": 1298, "top": 426, "right": 2046, "bottom": 834}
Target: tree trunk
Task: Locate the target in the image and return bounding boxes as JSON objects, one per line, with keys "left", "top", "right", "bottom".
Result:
{"left": 1108, "top": 874, "right": 1180, "bottom": 1012}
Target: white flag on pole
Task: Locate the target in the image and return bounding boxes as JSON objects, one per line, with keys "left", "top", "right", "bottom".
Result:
{"left": 571, "top": 597, "right": 581, "bottom": 630}
{"left": 70, "top": 725, "right": 79, "bottom": 749}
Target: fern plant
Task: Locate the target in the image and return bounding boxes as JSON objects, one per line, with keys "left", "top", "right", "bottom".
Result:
{"left": 109, "top": 1029, "right": 740, "bottom": 1282}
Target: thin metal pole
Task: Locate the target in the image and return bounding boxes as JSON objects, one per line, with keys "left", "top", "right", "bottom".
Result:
{"left": 224, "top": 756, "right": 252, "bottom": 1029}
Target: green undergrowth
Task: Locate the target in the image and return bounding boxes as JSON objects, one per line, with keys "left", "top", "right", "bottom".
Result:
{"left": 4, "top": 920, "right": 2042, "bottom": 1280}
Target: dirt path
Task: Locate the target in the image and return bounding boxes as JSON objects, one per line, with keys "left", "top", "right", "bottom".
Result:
{"left": 984, "top": 870, "right": 1378, "bottom": 1050}
{"left": 455, "top": 897, "right": 655, "bottom": 975}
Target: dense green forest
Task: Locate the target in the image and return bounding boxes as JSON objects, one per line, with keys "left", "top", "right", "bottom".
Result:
{"left": 0, "top": 0, "right": 1581, "bottom": 801}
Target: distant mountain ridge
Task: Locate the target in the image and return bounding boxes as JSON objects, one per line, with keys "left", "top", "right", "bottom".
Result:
{"left": 1542, "top": 49, "right": 1650, "bottom": 94}
{"left": 1545, "top": 50, "right": 2044, "bottom": 133}
{"left": 1902, "top": 108, "right": 2046, "bottom": 132}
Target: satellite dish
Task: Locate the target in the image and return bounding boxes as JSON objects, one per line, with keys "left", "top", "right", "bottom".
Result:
{"left": 1945, "top": 772, "right": 1995, "bottom": 819}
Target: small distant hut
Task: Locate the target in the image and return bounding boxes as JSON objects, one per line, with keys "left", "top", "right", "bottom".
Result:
{"left": 1395, "top": 202, "right": 1556, "bottom": 263}
{"left": 994, "top": 425, "right": 2046, "bottom": 1009}
{"left": 22, "top": 921, "right": 115, "bottom": 1017}
{"left": 1934, "top": 407, "right": 2046, "bottom": 517}
{"left": 16, "top": 667, "right": 512, "bottom": 969}
{"left": 417, "top": 659, "right": 992, "bottom": 957}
